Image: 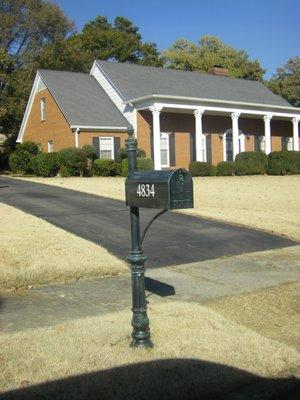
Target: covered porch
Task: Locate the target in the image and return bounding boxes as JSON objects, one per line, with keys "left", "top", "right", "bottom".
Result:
{"left": 135, "top": 100, "right": 300, "bottom": 170}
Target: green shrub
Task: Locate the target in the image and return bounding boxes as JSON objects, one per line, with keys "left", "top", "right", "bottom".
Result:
{"left": 217, "top": 161, "right": 235, "bottom": 176}
{"left": 57, "top": 147, "right": 88, "bottom": 176}
{"left": 118, "top": 147, "right": 146, "bottom": 161}
{"left": 188, "top": 161, "right": 214, "bottom": 177}
{"left": 210, "top": 165, "right": 217, "bottom": 176}
{"left": 267, "top": 151, "right": 300, "bottom": 175}
{"left": 81, "top": 144, "right": 97, "bottom": 160}
{"left": 29, "top": 155, "right": 40, "bottom": 175}
{"left": 234, "top": 151, "right": 268, "bottom": 175}
{"left": 121, "top": 158, "right": 154, "bottom": 177}
{"left": 115, "top": 162, "right": 122, "bottom": 176}
{"left": 59, "top": 165, "right": 73, "bottom": 177}
{"left": 35, "top": 153, "right": 59, "bottom": 177}
{"left": 92, "top": 159, "right": 116, "bottom": 176}
{"left": 8, "top": 141, "right": 40, "bottom": 174}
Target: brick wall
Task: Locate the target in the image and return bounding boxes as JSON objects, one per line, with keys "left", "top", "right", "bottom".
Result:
{"left": 23, "top": 89, "right": 74, "bottom": 152}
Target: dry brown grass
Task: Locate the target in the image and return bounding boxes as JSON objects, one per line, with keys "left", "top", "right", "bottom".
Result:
{"left": 206, "top": 281, "right": 300, "bottom": 350}
{"left": 17, "top": 175, "right": 300, "bottom": 241}
{"left": 0, "top": 301, "right": 299, "bottom": 395}
{"left": 0, "top": 203, "right": 127, "bottom": 290}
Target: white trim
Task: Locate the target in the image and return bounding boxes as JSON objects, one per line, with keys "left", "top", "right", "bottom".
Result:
{"left": 70, "top": 125, "right": 127, "bottom": 131}
{"left": 149, "top": 102, "right": 300, "bottom": 119}
{"left": 160, "top": 132, "right": 170, "bottom": 167}
{"left": 90, "top": 62, "right": 135, "bottom": 129}
{"left": 292, "top": 117, "right": 299, "bottom": 151}
{"left": 125, "top": 94, "right": 298, "bottom": 112}
{"left": 99, "top": 136, "right": 114, "bottom": 160}
{"left": 92, "top": 61, "right": 126, "bottom": 101}
{"left": 17, "top": 72, "right": 43, "bottom": 143}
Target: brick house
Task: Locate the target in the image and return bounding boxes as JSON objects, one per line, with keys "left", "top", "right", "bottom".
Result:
{"left": 17, "top": 61, "right": 300, "bottom": 169}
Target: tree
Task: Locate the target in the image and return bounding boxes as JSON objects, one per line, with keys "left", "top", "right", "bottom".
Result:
{"left": 162, "top": 35, "right": 265, "bottom": 81}
{"left": 74, "top": 16, "right": 162, "bottom": 67}
{"left": 267, "top": 57, "right": 300, "bottom": 106}
{"left": 0, "top": 0, "right": 75, "bottom": 146}
{"left": 0, "top": 0, "right": 74, "bottom": 61}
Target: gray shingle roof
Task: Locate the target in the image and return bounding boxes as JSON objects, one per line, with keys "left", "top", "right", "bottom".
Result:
{"left": 96, "top": 60, "right": 293, "bottom": 108}
{"left": 39, "top": 70, "right": 128, "bottom": 128}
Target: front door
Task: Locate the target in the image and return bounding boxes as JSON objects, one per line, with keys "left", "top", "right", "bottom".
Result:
{"left": 226, "top": 132, "right": 233, "bottom": 162}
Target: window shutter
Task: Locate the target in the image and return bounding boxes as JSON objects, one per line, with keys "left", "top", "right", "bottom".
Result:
{"left": 189, "top": 132, "right": 196, "bottom": 162}
{"left": 92, "top": 137, "right": 100, "bottom": 158}
{"left": 169, "top": 133, "right": 176, "bottom": 166}
{"left": 114, "top": 137, "right": 120, "bottom": 161}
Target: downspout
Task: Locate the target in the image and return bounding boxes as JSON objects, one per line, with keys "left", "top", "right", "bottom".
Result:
{"left": 74, "top": 128, "right": 80, "bottom": 148}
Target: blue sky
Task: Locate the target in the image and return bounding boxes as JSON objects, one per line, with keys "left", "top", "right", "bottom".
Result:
{"left": 56, "top": 0, "right": 300, "bottom": 79}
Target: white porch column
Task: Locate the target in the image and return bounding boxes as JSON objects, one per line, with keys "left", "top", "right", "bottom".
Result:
{"left": 193, "top": 108, "right": 205, "bottom": 161}
{"left": 263, "top": 114, "right": 272, "bottom": 154}
{"left": 231, "top": 112, "right": 240, "bottom": 160}
{"left": 149, "top": 105, "right": 162, "bottom": 170}
{"left": 292, "top": 117, "right": 299, "bottom": 151}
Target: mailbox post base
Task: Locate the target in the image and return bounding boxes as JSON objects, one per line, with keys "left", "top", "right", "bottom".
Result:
{"left": 127, "top": 250, "right": 153, "bottom": 348}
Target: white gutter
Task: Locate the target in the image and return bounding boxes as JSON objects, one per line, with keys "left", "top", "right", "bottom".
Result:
{"left": 70, "top": 125, "right": 128, "bottom": 131}
{"left": 124, "top": 94, "right": 299, "bottom": 113}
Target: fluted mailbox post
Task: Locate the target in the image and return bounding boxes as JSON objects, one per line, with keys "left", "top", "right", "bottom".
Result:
{"left": 125, "top": 126, "right": 193, "bottom": 348}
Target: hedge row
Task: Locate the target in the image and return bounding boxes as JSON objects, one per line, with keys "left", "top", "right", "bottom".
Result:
{"left": 189, "top": 151, "right": 300, "bottom": 176}
{"left": 8, "top": 142, "right": 154, "bottom": 177}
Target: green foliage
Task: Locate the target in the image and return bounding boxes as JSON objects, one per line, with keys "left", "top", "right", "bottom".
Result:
{"left": 8, "top": 141, "right": 40, "bottom": 174}
{"left": 118, "top": 147, "right": 146, "bottom": 161}
{"left": 267, "top": 57, "right": 300, "bottom": 106}
{"left": 234, "top": 152, "right": 268, "bottom": 175}
{"left": 267, "top": 151, "right": 300, "bottom": 175}
{"left": 217, "top": 161, "right": 234, "bottom": 176}
{"left": 35, "top": 153, "right": 59, "bottom": 177}
{"left": 115, "top": 162, "right": 122, "bottom": 176}
{"left": 189, "top": 161, "right": 214, "bottom": 177}
{"left": 121, "top": 158, "right": 153, "bottom": 177}
{"left": 57, "top": 147, "right": 88, "bottom": 176}
{"left": 92, "top": 159, "right": 116, "bottom": 176}
{"left": 163, "top": 35, "right": 265, "bottom": 80}
{"left": 81, "top": 144, "right": 97, "bottom": 160}
{"left": 210, "top": 165, "right": 217, "bottom": 176}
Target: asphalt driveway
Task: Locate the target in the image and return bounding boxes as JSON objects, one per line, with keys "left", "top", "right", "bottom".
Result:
{"left": 0, "top": 176, "right": 296, "bottom": 268}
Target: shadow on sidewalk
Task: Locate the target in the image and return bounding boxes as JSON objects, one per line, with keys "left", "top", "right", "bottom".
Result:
{"left": 1, "top": 358, "right": 298, "bottom": 400}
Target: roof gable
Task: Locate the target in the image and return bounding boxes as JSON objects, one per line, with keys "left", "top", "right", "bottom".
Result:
{"left": 38, "top": 69, "right": 128, "bottom": 128}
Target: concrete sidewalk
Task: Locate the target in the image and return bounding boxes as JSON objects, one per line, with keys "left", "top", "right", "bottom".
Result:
{"left": 1, "top": 245, "right": 299, "bottom": 334}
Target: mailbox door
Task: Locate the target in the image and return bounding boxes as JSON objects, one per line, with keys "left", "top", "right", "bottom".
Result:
{"left": 126, "top": 180, "right": 170, "bottom": 209}
{"left": 169, "top": 169, "right": 194, "bottom": 209}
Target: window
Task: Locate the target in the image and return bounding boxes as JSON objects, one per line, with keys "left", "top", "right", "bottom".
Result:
{"left": 40, "top": 98, "right": 46, "bottom": 121}
{"left": 160, "top": 132, "right": 169, "bottom": 167}
{"left": 99, "top": 137, "right": 114, "bottom": 159}
{"left": 255, "top": 136, "right": 265, "bottom": 152}
{"left": 48, "top": 140, "right": 53, "bottom": 153}
{"left": 282, "top": 137, "right": 293, "bottom": 151}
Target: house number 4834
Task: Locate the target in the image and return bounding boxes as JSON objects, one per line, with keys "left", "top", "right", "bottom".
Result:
{"left": 136, "top": 184, "right": 155, "bottom": 197}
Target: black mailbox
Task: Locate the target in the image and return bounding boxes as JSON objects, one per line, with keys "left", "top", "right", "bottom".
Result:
{"left": 125, "top": 168, "right": 193, "bottom": 209}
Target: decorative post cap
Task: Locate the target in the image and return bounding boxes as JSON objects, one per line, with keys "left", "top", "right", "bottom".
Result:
{"left": 127, "top": 125, "right": 134, "bottom": 138}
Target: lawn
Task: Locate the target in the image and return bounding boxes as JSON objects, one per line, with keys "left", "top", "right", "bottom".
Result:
{"left": 17, "top": 175, "right": 300, "bottom": 241}
{"left": 0, "top": 300, "right": 299, "bottom": 397}
{"left": 0, "top": 203, "right": 127, "bottom": 290}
